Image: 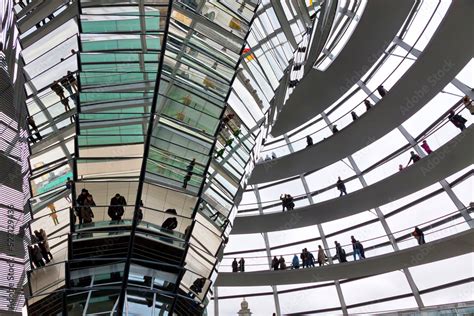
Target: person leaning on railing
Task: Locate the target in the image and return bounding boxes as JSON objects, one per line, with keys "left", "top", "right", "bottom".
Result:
{"left": 462, "top": 96, "right": 474, "bottom": 115}
{"left": 412, "top": 226, "right": 425, "bottom": 245}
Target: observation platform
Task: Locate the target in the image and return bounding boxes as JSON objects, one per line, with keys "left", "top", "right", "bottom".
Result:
{"left": 234, "top": 125, "right": 473, "bottom": 234}
{"left": 215, "top": 228, "right": 474, "bottom": 286}
{"left": 250, "top": 0, "right": 473, "bottom": 184}
{"left": 271, "top": 0, "right": 415, "bottom": 136}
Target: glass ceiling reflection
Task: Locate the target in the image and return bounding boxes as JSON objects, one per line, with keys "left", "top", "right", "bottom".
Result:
{"left": 142, "top": 0, "right": 259, "bottom": 304}
{"left": 76, "top": 0, "right": 261, "bottom": 310}
{"left": 16, "top": 0, "right": 79, "bottom": 209}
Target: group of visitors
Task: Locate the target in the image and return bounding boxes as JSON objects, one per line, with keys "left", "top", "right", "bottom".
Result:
{"left": 280, "top": 194, "right": 295, "bottom": 211}
{"left": 68, "top": 179, "right": 182, "bottom": 232}
{"left": 219, "top": 113, "right": 241, "bottom": 139}
{"left": 303, "top": 86, "right": 389, "bottom": 145}
{"left": 209, "top": 207, "right": 230, "bottom": 229}
{"left": 235, "top": 227, "right": 428, "bottom": 272}
{"left": 27, "top": 72, "right": 77, "bottom": 144}
{"left": 263, "top": 151, "right": 277, "bottom": 161}
{"left": 50, "top": 71, "right": 78, "bottom": 112}
{"left": 399, "top": 139, "right": 433, "bottom": 171}
{"left": 298, "top": 248, "right": 316, "bottom": 268}
{"left": 302, "top": 93, "right": 470, "bottom": 171}
{"left": 328, "top": 238, "right": 364, "bottom": 264}
{"left": 231, "top": 258, "right": 246, "bottom": 272}
{"left": 271, "top": 237, "right": 363, "bottom": 271}
{"left": 268, "top": 237, "right": 362, "bottom": 271}
{"left": 397, "top": 98, "right": 471, "bottom": 172}
{"left": 272, "top": 256, "right": 287, "bottom": 270}
{"left": 289, "top": 93, "right": 472, "bottom": 173}
{"left": 446, "top": 95, "right": 472, "bottom": 132}
{"left": 398, "top": 112, "right": 464, "bottom": 171}
{"left": 75, "top": 189, "right": 128, "bottom": 224}
{"left": 215, "top": 113, "right": 241, "bottom": 159}
{"left": 306, "top": 86, "right": 388, "bottom": 141}
{"left": 29, "top": 229, "right": 53, "bottom": 269}
{"left": 75, "top": 189, "right": 96, "bottom": 225}
{"left": 402, "top": 100, "right": 470, "bottom": 171}
{"left": 278, "top": 177, "right": 347, "bottom": 212}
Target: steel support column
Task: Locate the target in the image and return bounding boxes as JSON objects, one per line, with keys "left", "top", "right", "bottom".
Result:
{"left": 270, "top": 0, "right": 298, "bottom": 49}
{"left": 115, "top": 1, "right": 175, "bottom": 313}
{"left": 213, "top": 285, "right": 219, "bottom": 316}
{"left": 320, "top": 113, "right": 425, "bottom": 308}
{"left": 254, "top": 185, "right": 282, "bottom": 316}
{"left": 283, "top": 134, "right": 348, "bottom": 315}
